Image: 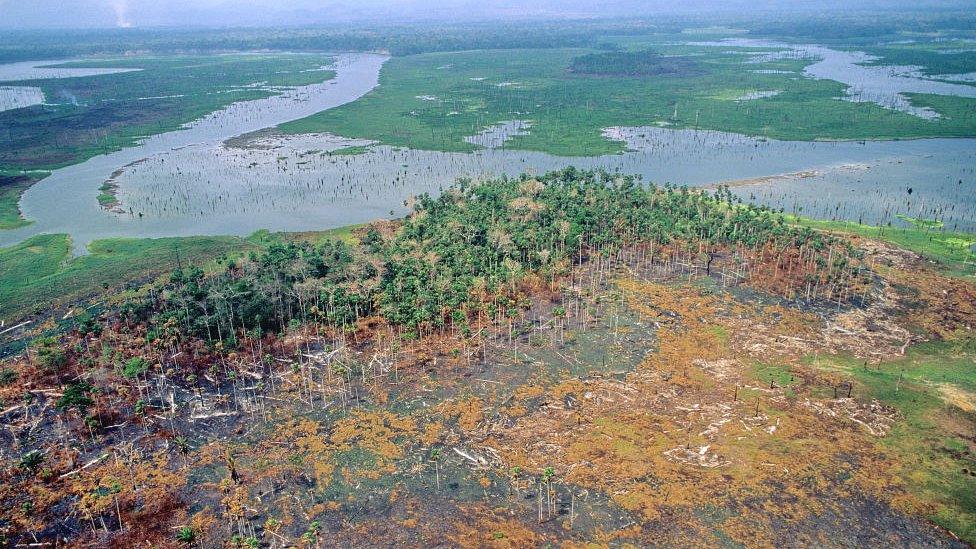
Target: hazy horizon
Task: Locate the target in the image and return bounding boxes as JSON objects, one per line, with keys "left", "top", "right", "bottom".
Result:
{"left": 2, "top": 0, "right": 975, "bottom": 29}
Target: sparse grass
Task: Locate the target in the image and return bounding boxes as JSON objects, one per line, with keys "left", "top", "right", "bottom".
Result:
{"left": 807, "top": 340, "right": 976, "bottom": 543}
{"left": 751, "top": 361, "right": 794, "bottom": 388}
{"left": 791, "top": 217, "right": 976, "bottom": 278}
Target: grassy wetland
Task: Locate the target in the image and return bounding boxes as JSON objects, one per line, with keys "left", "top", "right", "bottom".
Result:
{"left": 0, "top": 11, "right": 975, "bottom": 548}
{"left": 0, "top": 53, "right": 337, "bottom": 223}
{"left": 280, "top": 40, "right": 976, "bottom": 156}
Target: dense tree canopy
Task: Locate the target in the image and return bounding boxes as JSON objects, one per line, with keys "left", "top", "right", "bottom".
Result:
{"left": 126, "top": 169, "right": 858, "bottom": 348}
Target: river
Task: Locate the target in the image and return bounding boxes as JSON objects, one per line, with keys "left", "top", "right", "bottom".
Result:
{"left": 0, "top": 53, "right": 387, "bottom": 254}
{"left": 1, "top": 44, "right": 974, "bottom": 255}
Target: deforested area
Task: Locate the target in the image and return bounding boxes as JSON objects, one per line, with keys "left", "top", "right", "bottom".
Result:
{"left": 1, "top": 170, "right": 973, "bottom": 546}
{"left": 1, "top": 2, "right": 975, "bottom": 547}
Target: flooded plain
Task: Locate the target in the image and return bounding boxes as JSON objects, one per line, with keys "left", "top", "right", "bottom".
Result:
{"left": 1, "top": 43, "right": 975, "bottom": 254}
{"left": 0, "top": 86, "right": 44, "bottom": 112}
{"left": 697, "top": 38, "right": 976, "bottom": 118}
{"left": 103, "top": 127, "right": 976, "bottom": 239}
{"left": 0, "top": 60, "right": 144, "bottom": 112}
{"left": 0, "top": 60, "right": 142, "bottom": 81}
{"left": 0, "top": 53, "right": 387, "bottom": 253}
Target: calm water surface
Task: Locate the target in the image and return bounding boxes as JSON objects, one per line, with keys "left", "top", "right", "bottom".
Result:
{"left": 0, "top": 59, "right": 143, "bottom": 112}
{"left": 1, "top": 46, "right": 974, "bottom": 255}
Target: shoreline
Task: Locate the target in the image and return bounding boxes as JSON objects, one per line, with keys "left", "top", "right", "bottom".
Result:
{"left": 704, "top": 169, "right": 820, "bottom": 189}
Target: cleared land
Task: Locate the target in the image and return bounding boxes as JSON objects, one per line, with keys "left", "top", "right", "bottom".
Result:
{"left": 0, "top": 172, "right": 972, "bottom": 546}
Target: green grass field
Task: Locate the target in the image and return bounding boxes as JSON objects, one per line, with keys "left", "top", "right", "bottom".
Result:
{"left": 279, "top": 44, "right": 976, "bottom": 156}
{"left": 0, "top": 54, "right": 336, "bottom": 172}
{"left": 0, "top": 171, "right": 47, "bottom": 229}
{"left": 793, "top": 217, "right": 976, "bottom": 278}
{"left": 809, "top": 340, "right": 976, "bottom": 543}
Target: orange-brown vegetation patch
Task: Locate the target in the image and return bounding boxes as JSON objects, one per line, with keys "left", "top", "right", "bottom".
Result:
{"left": 729, "top": 249, "right": 975, "bottom": 362}
{"left": 470, "top": 279, "right": 917, "bottom": 544}
{"left": 449, "top": 505, "right": 549, "bottom": 548}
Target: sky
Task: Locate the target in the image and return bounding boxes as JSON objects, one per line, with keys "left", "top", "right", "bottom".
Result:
{"left": 0, "top": 0, "right": 973, "bottom": 28}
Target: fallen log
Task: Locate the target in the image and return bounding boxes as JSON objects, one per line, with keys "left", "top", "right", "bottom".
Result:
{"left": 58, "top": 453, "right": 109, "bottom": 479}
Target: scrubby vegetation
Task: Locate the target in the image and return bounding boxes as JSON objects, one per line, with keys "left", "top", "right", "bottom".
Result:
{"left": 3, "top": 170, "right": 972, "bottom": 546}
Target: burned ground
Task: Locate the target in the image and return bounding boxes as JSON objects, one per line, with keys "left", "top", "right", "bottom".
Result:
{"left": 1, "top": 189, "right": 974, "bottom": 547}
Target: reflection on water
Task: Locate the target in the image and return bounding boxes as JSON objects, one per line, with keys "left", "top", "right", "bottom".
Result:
{"left": 1, "top": 48, "right": 974, "bottom": 256}
{"left": 111, "top": 127, "right": 976, "bottom": 240}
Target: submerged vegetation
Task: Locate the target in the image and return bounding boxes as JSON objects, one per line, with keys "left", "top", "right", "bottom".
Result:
{"left": 281, "top": 43, "right": 976, "bottom": 157}
{"left": 0, "top": 54, "right": 337, "bottom": 172}
{"left": 0, "top": 170, "right": 972, "bottom": 546}
{"left": 0, "top": 11, "right": 975, "bottom": 547}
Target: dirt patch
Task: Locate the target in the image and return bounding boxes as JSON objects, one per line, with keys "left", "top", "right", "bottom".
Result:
{"left": 938, "top": 384, "right": 976, "bottom": 413}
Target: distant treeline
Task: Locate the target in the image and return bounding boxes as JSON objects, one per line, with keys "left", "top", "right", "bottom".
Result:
{"left": 750, "top": 12, "right": 976, "bottom": 41}
{"left": 3, "top": 10, "right": 975, "bottom": 63}
{"left": 0, "top": 20, "right": 672, "bottom": 62}
{"left": 570, "top": 50, "right": 700, "bottom": 77}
